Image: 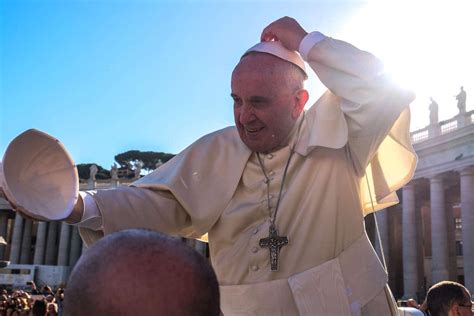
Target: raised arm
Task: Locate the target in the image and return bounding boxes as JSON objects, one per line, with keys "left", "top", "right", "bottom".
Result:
{"left": 261, "top": 17, "right": 417, "bottom": 212}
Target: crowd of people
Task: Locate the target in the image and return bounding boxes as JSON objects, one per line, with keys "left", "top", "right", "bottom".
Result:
{"left": 0, "top": 284, "right": 63, "bottom": 316}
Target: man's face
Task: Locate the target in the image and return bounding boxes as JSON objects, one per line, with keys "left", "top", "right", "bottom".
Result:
{"left": 231, "top": 53, "right": 305, "bottom": 153}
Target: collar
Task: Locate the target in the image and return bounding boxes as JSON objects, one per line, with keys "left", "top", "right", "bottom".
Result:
{"left": 295, "top": 91, "right": 348, "bottom": 156}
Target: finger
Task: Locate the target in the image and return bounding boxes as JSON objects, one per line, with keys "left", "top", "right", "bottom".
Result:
{"left": 261, "top": 26, "right": 276, "bottom": 42}
{"left": 261, "top": 33, "right": 279, "bottom": 42}
{"left": 261, "top": 32, "right": 271, "bottom": 42}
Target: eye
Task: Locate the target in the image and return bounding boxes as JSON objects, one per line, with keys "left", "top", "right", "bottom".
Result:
{"left": 231, "top": 95, "right": 242, "bottom": 107}
{"left": 250, "top": 97, "right": 267, "bottom": 108}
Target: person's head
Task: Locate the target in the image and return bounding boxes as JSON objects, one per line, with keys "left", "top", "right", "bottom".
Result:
{"left": 63, "top": 229, "right": 220, "bottom": 316}
{"left": 42, "top": 286, "right": 52, "bottom": 296}
{"left": 46, "top": 303, "right": 58, "bottom": 315}
{"left": 426, "top": 281, "right": 472, "bottom": 316}
{"left": 231, "top": 47, "right": 309, "bottom": 153}
{"left": 32, "top": 299, "right": 47, "bottom": 316}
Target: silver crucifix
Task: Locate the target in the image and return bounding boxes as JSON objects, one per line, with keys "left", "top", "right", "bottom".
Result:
{"left": 259, "top": 224, "right": 288, "bottom": 271}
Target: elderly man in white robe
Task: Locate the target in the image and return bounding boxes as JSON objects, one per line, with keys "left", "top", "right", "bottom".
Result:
{"left": 3, "top": 17, "right": 417, "bottom": 315}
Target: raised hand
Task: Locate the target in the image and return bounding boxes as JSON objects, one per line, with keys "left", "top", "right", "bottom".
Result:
{"left": 260, "top": 16, "right": 308, "bottom": 52}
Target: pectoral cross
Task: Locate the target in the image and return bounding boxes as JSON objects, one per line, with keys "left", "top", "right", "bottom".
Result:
{"left": 259, "top": 224, "right": 288, "bottom": 271}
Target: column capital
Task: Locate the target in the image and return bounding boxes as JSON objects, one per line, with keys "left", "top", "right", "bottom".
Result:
{"left": 429, "top": 174, "right": 445, "bottom": 183}
{"left": 459, "top": 166, "right": 474, "bottom": 177}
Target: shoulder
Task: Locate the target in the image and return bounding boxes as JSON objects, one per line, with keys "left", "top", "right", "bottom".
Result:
{"left": 191, "top": 126, "right": 244, "bottom": 150}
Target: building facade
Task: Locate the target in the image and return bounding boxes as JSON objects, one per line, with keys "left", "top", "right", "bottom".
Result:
{"left": 376, "top": 109, "right": 474, "bottom": 300}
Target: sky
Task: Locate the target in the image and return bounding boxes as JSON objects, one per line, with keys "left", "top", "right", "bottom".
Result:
{"left": 1, "top": 0, "right": 473, "bottom": 169}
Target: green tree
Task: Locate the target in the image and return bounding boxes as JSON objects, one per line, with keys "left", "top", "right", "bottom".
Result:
{"left": 76, "top": 164, "right": 111, "bottom": 180}
{"left": 114, "top": 150, "right": 175, "bottom": 172}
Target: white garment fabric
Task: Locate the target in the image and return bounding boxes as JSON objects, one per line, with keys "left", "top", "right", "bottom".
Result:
{"left": 76, "top": 31, "right": 417, "bottom": 315}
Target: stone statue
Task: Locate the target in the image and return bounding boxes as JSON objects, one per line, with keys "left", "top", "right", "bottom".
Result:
{"left": 455, "top": 86, "right": 466, "bottom": 114}
{"left": 111, "top": 163, "right": 118, "bottom": 180}
{"left": 155, "top": 159, "right": 163, "bottom": 169}
{"left": 89, "top": 164, "right": 98, "bottom": 181}
{"left": 134, "top": 161, "right": 143, "bottom": 179}
{"left": 429, "top": 97, "right": 439, "bottom": 125}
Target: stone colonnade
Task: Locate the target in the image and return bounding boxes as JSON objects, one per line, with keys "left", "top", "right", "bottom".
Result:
{"left": 3, "top": 214, "right": 84, "bottom": 267}
{"left": 377, "top": 166, "right": 474, "bottom": 298}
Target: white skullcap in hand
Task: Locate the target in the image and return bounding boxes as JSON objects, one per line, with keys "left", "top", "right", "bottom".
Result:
{"left": 243, "top": 41, "right": 307, "bottom": 77}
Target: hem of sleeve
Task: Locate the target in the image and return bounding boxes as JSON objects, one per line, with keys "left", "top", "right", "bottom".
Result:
{"left": 299, "top": 31, "right": 327, "bottom": 61}
{"left": 75, "top": 191, "right": 104, "bottom": 230}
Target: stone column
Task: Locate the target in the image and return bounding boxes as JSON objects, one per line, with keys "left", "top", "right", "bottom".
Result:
{"left": 0, "top": 212, "right": 9, "bottom": 260}
{"left": 430, "top": 176, "right": 449, "bottom": 283}
{"left": 33, "top": 222, "right": 48, "bottom": 264}
{"left": 445, "top": 195, "right": 457, "bottom": 281}
{"left": 375, "top": 209, "right": 390, "bottom": 270}
{"left": 402, "top": 183, "right": 418, "bottom": 298}
{"left": 57, "top": 223, "right": 71, "bottom": 266}
{"left": 19, "top": 219, "right": 32, "bottom": 264}
{"left": 460, "top": 166, "right": 474, "bottom": 291}
{"left": 69, "top": 226, "right": 82, "bottom": 267}
{"left": 9, "top": 213, "right": 24, "bottom": 264}
{"left": 44, "top": 222, "right": 58, "bottom": 265}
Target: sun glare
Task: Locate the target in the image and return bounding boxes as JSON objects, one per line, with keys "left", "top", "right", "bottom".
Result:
{"left": 337, "top": 0, "right": 474, "bottom": 130}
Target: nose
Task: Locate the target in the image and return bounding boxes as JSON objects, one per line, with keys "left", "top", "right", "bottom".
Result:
{"left": 239, "top": 103, "right": 256, "bottom": 125}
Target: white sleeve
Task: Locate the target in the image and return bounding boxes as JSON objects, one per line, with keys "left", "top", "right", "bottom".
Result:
{"left": 298, "top": 32, "right": 417, "bottom": 213}
{"left": 299, "top": 31, "right": 327, "bottom": 60}
{"left": 299, "top": 32, "right": 415, "bottom": 173}
{"left": 75, "top": 191, "right": 103, "bottom": 231}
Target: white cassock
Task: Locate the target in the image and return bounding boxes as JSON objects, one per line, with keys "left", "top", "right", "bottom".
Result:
{"left": 77, "top": 32, "right": 417, "bottom": 315}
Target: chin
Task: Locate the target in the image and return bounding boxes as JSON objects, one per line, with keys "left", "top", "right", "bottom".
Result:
{"left": 245, "top": 142, "right": 273, "bottom": 153}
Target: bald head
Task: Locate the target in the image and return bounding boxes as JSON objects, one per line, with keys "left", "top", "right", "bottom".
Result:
{"left": 63, "top": 229, "right": 220, "bottom": 316}
{"left": 235, "top": 52, "right": 306, "bottom": 91}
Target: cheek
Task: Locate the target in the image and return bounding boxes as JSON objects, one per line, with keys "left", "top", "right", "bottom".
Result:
{"left": 233, "top": 108, "right": 241, "bottom": 126}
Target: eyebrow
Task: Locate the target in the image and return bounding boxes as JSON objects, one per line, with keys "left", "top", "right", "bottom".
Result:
{"left": 230, "top": 94, "right": 269, "bottom": 102}
{"left": 249, "top": 96, "right": 269, "bottom": 102}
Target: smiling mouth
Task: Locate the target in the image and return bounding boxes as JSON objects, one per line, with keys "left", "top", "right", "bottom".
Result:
{"left": 245, "top": 126, "right": 264, "bottom": 134}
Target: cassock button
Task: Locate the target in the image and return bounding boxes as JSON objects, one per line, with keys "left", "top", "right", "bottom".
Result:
{"left": 268, "top": 171, "right": 275, "bottom": 176}
{"left": 251, "top": 265, "right": 259, "bottom": 271}
{"left": 263, "top": 178, "right": 269, "bottom": 184}
{"left": 251, "top": 247, "right": 258, "bottom": 253}
{"left": 266, "top": 154, "right": 274, "bottom": 159}
{"left": 268, "top": 194, "right": 273, "bottom": 199}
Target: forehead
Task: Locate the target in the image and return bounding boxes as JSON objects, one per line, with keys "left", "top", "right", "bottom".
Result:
{"left": 231, "top": 53, "right": 292, "bottom": 92}
{"left": 233, "top": 53, "right": 290, "bottom": 76}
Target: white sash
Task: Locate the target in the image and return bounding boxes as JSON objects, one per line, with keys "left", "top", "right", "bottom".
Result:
{"left": 220, "top": 234, "right": 388, "bottom": 316}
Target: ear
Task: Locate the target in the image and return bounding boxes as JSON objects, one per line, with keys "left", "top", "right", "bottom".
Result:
{"left": 291, "top": 89, "right": 309, "bottom": 120}
{"left": 292, "top": 89, "right": 309, "bottom": 119}
{"left": 449, "top": 303, "right": 460, "bottom": 316}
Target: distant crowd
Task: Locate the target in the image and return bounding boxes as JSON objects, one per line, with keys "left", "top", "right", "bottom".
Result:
{"left": 0, "top": 283, "right": 63, "bottom": 316}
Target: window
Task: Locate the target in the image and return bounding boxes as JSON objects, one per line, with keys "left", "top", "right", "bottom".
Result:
{"left": 455, "top": 217, "right": 462, "bottom": 230}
